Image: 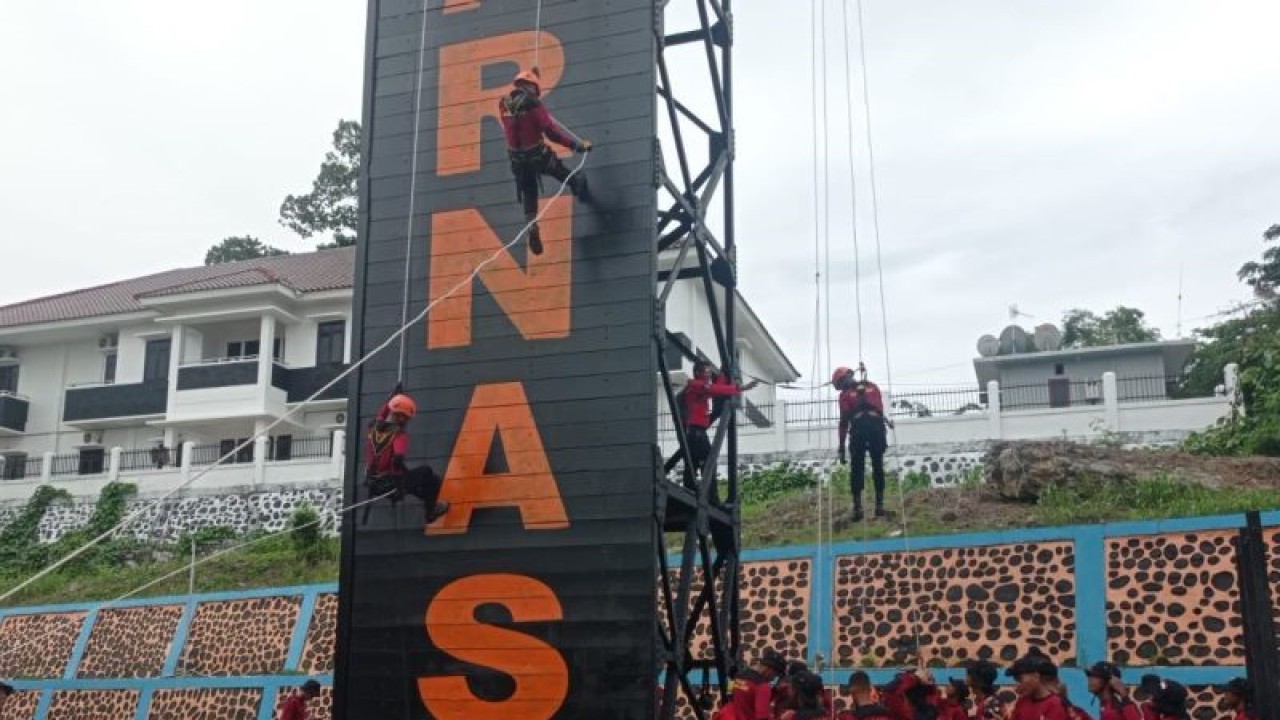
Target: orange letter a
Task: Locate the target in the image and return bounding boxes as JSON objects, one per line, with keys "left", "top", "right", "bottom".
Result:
{"left": 429, "top": 382, "right": 569, "bottom": 535}
{"left": 419, "top": 574, "right": 568, "bottom": 720}
{"left": 428, "top": 197, "right": 573, "bottom": 350}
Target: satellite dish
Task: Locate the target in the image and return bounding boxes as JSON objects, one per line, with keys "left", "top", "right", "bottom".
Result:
{"left": 1033, "top": 323, "right": 1063, "bottom": 352}
{"left": 976, "top": 335, "right": 1000, "bottom": 357}
{"left": 998, "top": 325, "right": 1031, "bottom": 355}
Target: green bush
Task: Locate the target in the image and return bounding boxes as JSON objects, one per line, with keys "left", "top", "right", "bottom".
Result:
{"left": 739, "top": 463, "right": 818, "bottom": 506}
{"left": 289, "top": 505, "right": 327, "bottom": 567}
{"left": 1038, "top": 474, "right": 1280, "bottom": 526}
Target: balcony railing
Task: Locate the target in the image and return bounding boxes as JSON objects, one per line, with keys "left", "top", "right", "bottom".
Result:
{"left": 0, "top": 391, "right": 29, "bottom": 433}
{"left": 176, "top": 359, "right": 258, "bottom": 390}
{"left": 271, "top": 363, "right": 349, "bottom": 403}
{"left": 64, "top": 381, "right": 167, "bottom": 422}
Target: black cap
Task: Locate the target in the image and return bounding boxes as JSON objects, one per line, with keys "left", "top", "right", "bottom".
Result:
{"left": 0, "top": 681, "right": 13, "bottom": 696}
{"left": 1006, "top": 651, "right": 1056, "bottom": 679}
{"left": 786, "top": 659, "right": 810, "bottom": 677}
{"left": 759, "top": 648, "right": 787, "bottom": 674}
{"left": 948, "top": 678, "right": 971, "bottom": 702}
{"left": 301, "top": 679, "right": 322, "bottom": 695}
{"left": 1221, "top": 677, "right": 1252, "bottom": 698}
{"left": 844, "top": 671, "right": 871, "bottom": 690}
{"left": 1085, "top": 662, "right": 1122, "bottom": 680}
{"left": 1138, "top": 674, "right": 1162, "bottom": 696}
{"left": 1153, "top": 681, "right": 1188, "bottom": 713}
{"left": 965, "top": 659, "right": 999, "bottom": 688}
{"left": 792, "top": 670, "right": 825, "bottom": 697}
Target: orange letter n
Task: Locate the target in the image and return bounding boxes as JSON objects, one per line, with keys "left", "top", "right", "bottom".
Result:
{"left": 437, "top": 31, "right": 567, "bottom": 176}
{"left": 419, "top": 574, "right": 568, "bottom": 720}
{"left": 428, "top": 197, "right": 572, "bottom": 350}
{"left": 429, "top": 382, "right": 569, "bottom": 535}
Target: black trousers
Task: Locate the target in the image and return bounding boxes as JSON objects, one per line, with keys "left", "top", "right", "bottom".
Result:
{"left": 849, "top": 417, "right": 887, "bottom": 507}
{"left": 664, "top": 426, "right": 711, "bottom": 489}
{"left": 511, "top": 146, "right": 574, "bottom": 218}
{"left": 368, "top": 465, "right": 442, "bottom": 514}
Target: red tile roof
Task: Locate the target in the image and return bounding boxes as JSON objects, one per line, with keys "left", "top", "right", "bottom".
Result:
{"left": 0, "top": 248, "right": 354, "bottom": 329}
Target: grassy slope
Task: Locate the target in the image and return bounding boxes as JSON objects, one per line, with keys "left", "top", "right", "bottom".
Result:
{"left": 6, "top": 472, "right": 1280, "bottom": 607}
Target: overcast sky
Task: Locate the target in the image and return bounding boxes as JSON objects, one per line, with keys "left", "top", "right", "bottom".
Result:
{"left": 2, "top": 1, "right": 1277, "bottom": 387}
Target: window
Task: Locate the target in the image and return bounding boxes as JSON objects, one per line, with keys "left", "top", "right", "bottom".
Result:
{"left": 1054, "top": 363, "right": 1066, "bottom": 376}
{"left": 227, "top": 338, "right": 284, "bottom": 361}
{"left": 0, "top": 365, "right": 17, "bottom": 394}
{"left": 219, "top": 438, "right": 255, "bottom": 464}
{"left": 78, "top": 448, "right": 105, "bottom": 476}
{"left": 1, "top": 454, "right": 27, "bottom": 480}
{"left": 272, "top": 435, "right": 293, "bottom": 461}
{"left": 143, "top": 339, "right": 171, "bottom": 382}
{"left": 316, "top": 321, "right": 346, "bottom": 365}
{"left": 103, "top": 352, "right": 117, "bottom": 384}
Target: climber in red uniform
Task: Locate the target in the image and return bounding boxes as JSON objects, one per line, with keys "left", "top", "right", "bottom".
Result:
{"left": 498, "top": 67, "right": 592, "bottom": 256}
{"left": 833, "top": 363, "right": 894, "bottom": 521}
{"left": 281, "top": 679, "right": 321, "bottom": 720}
{"left": 1086, "top": 662, "right": 1142, "bottom": 720}
{"left": 665, "top": 360, "right": 758, "bottom": 498}
{"left": 364, "top": 385, "right": 449, "bottom": 524}
{"left": 713, "top": 650, "right": 785, "bottom": 720}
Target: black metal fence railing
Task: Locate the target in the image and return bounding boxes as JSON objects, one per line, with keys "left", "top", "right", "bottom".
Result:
{"left": 119, "top": 447, "right": 178, "bottom": 472}
{"left": 1117, "top": 374, "right": 1209, "bottom": 403}
{"left": 188, "top": 443, "right": 228, "bottom": 467}
{"left": 270, "top": 435, "right": 332, "bottom": 462}
{"left": 47, "top": 452, "right": 97, "bottom": 477}
{"left": 887, "top": 385, "right": 987, "bottom": 418}
{"left": 24, "top": 455, "right": 42, "bottom": 479}
{"left": 1001, "top": 379, "right": 1104, "bottom": 411}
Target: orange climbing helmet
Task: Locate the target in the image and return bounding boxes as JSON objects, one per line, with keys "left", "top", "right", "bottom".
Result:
{"left": 513, "top": 67, "right": 542, "bottom": 93}
{"left": 386, "top": 394, "right": 418, "bottom": 420}
{"left": 831, "top": 366, "right": 854, "bottom": 389}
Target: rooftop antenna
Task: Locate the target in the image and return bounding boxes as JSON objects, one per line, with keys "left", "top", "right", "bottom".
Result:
{"left": 1008, "top": 304, "right": 1034, "bottom": 322}
{"left": 1176, "top": 262, "right": 1185, "bottom": 338}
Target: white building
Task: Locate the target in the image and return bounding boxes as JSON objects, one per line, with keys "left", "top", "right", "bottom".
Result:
{"left": 0, "top": 248, "right": 800, "bottom": 495}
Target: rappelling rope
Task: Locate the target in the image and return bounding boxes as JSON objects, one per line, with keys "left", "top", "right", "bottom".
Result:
{"left": 396, "top": 0, "right": 434, "bottom": 383}
{"left": 533, "top": 0, "right": 544, "bottom": 69}
{"left": 852, "top": 0, "right": 926, "bottom": 664}
{"left": 0, "top": 154, "right": 590, "bottom": 604}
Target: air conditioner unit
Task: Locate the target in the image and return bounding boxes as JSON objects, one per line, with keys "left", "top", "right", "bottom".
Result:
{"left": 82, "top": 432, "right": 103, "bottom": 445}
{"left": 98, "top": 334, "right": 119, "bottom": 350}
{"left": 0, "top": 347, "right": 16, "bottom": 361}
{"left": 335, "top": 412, "right": 346, "bottom": 425}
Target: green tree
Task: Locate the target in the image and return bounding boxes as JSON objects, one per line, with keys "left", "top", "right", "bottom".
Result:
{"left": 204, "top": 236, "right": 288, "bottom": 265}
{"left": 279, "top": 120, "right": 361, "bottom": 248}
{"left": 1060, "top": 306, "right": 1161, "bottom": 348}
{"left": 1236, "top": 224, "right": 1280, "bottom": 300}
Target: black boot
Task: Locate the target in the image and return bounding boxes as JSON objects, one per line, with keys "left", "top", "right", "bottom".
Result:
{"left": 874, "top": 496, "right": 886, "bottom": 518}
{"left": 570, "top": 173, "right": 591, "bottom": 203}
{"left": 426, "top": 501, "right": 450, "bottom": 523}
{"left": 851, "top": 501, "right": 864, "bottom": 523}
{"left": 526, "top": 221, "right": 543, "bottom": 255}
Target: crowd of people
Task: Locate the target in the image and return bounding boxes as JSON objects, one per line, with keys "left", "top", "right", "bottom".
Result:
{"left": 710, "top": 648, "right": 1258, "bottom": 720}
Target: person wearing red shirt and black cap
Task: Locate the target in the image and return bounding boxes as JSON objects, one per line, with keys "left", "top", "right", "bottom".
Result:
{"left": 1220, "top": 678, "right": 1257, "bottom": 720}
{"left": 281, "top": 679, "right": 321, "bottom": 720}
{"left": 1006, "top": 651, "right": 1069, "bottom": 720}
{"left": 772, "top": 658, "right": 809, "bottom": 715}
{"left": 498, "top": 67, "right": 592, "bottom": 256}
{"left": 1134, "top": 675, "right": 1161, "bottom": 720}
{"left": 664, "top": 360, "right": 757, "bottom": 497}
{"left": 882, "top": 670, "right": 943, "bottom": 720}
{"left": 964, "top": 660, "right": 1004, "bottom": 720}
{"left": 0, "top": 681, "right": 14, "bottom": 713}
{"left": 1086, "top": 662, "right": 1141, "bottom": 720}
{"left": 938, "top": 680, "right": 970, "bottom": 720}
{"left": 837, "top": 672, "right": 893, "bottom": 720}
{"left": 832, "top": 364, "right": 894, "bottom": 521}
{"left": 714, "top": 649, "right": 786, "bottom": 720}
{"left": 780, "top": 671, "right": 830, "bottom": 720}
{"left": 1147, "top": 681, "right": 1189, "bottom": 720}
{"left": 365, "top": 386, "right": 449, "bottom": 524}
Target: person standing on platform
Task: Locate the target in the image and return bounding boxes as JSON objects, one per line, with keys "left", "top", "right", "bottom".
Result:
{"left": 833, "top": 363, "right": 894, "bottom": 521}
{"left": 665, "top": 360, "right": 757, "bottom": 499}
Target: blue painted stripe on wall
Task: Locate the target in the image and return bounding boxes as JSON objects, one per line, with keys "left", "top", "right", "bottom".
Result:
{"left": 162, "top": 599, "right": 197, "bottom": 678}
{"left": 258, "top": 686, "right": 279, "bottom": 720}
{"left": 11, "top": 673, "right": 335, "bottom": 693}
{"left": 134, "top": 688, "right": 152, "bottom": 720}
{"left": 1073, "top": 526, "right": 1107, "bottom": 667}
{"left": 33, "top": 689, "right": 52, "bottom": 720}
{"left": 64, "top": 608, "right": 98, "bottom": 681}
{"left": 0, "top": 583, "right": 335, "bottom": 619}
{"left": 286, "top": 591, "right": 320, "bottom": 671}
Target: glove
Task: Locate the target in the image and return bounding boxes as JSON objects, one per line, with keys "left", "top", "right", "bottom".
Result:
{"left": 576, "top": 140, "right": 593, "bottom": 153}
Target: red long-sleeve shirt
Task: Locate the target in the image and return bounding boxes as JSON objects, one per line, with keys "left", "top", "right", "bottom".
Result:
{"left": 280, "top": 693, "right": 308, "bottom": 720}
{"left": 1099, "top": 698, "right": 1142, "bottom": 720}
{"left": 838, "top": 382, "right": 886, "bottom": 444}
{"left": 715, "top": 670, "right": 774, "bottom": 720}
{"left": 366, "top": 400, "right": 408, "bottom": 477}
{"left": 498, "top": 93, "right": 580, "bottom": 151}
{"left": 680, "top": 377, "right": 742, "bottom": 429}
{"left": 1010, "top": 694, "right": 1070, "bottom": 720}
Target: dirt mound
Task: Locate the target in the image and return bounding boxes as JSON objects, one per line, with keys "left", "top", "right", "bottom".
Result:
{"left": 984, "top": 441, "right": 1280, "bottom": 501}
